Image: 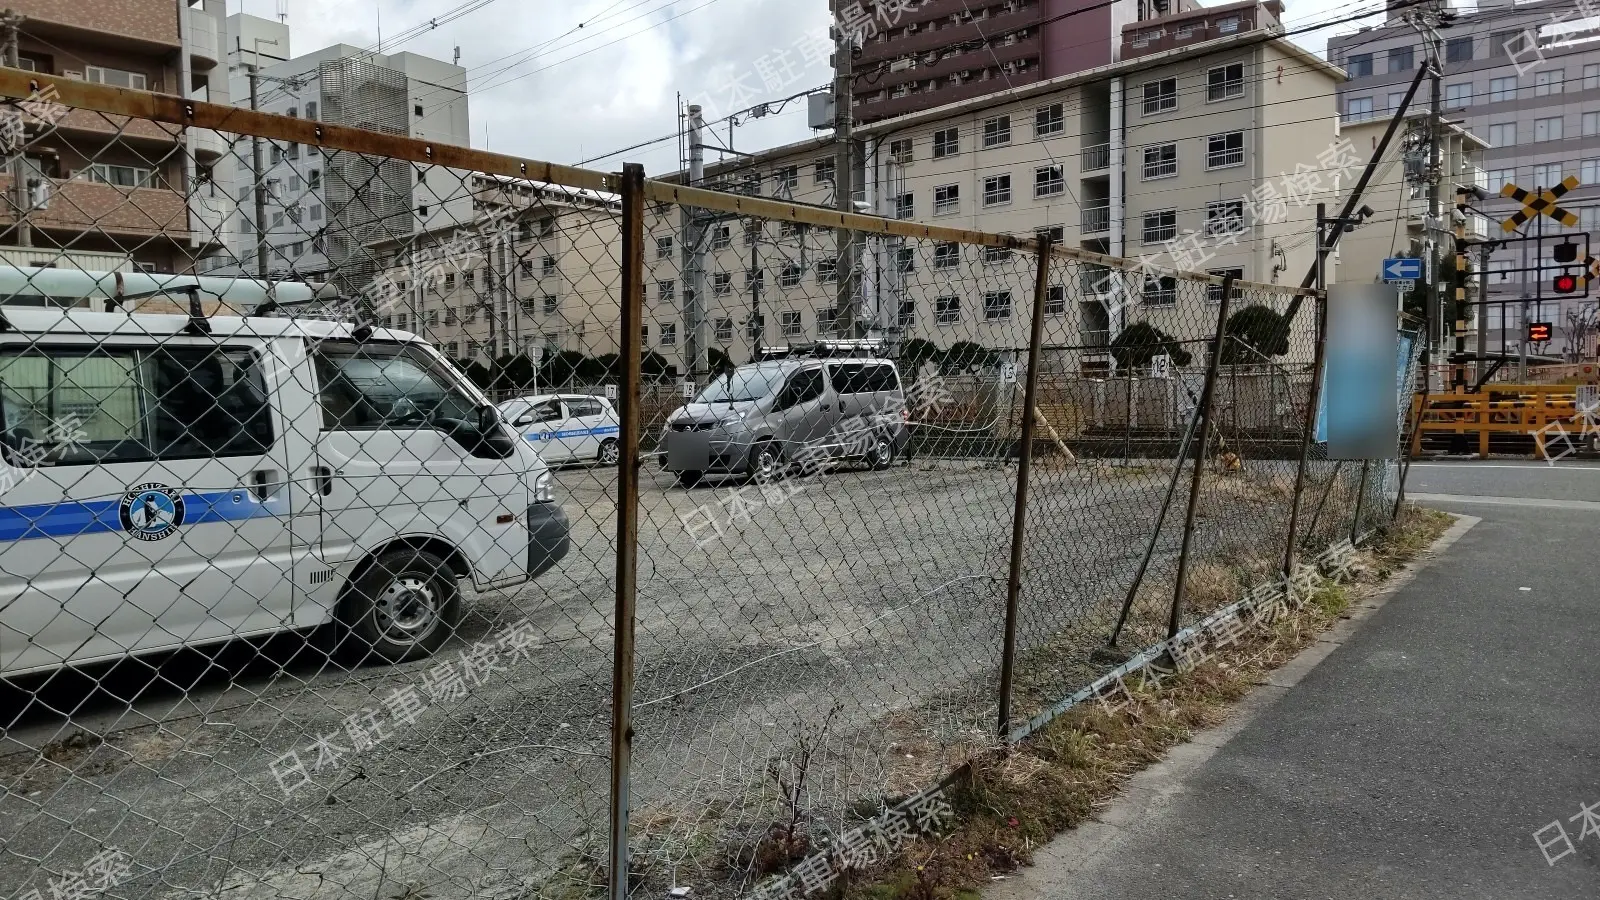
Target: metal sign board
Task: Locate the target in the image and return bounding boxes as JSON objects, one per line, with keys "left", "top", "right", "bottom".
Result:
{"left": 1150, "top": 354, "right": 1171, "bottom": 379}
{"left": 604, "top": 384, "right": 617, "bottom": 402}
{"left": 999, "top": 361, "right": 1018, "bottom": 384}
{"left": 1391, "top": 279, "right": 1415, "bottom": 294}
{"left": 681, "top": 380, "right": 695, "bottom": 399}
{"left": 1382, "top": 257, "right": 1423, "bottom": 282}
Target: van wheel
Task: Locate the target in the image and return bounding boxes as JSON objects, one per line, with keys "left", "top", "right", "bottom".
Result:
{"left": 339, "top": 549, "right": 460, "bottom": 665}
{"left": 597, "top": 438, "right": 620, "bottom": 466}
{"left": 748, "top": 440, "right": 782, "bottom": 482}
{"left": 675, "top": 470, "right": 703, "bottom": 488}
{"left": 864, "top": 433, "right": 896, "bottom": 471}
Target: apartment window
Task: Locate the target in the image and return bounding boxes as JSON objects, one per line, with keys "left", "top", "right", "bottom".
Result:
{"left": 889, "top": 139, "right": 913, "bottom": 164}
{"left": 1493, "top": 30, "right": 1524, "bottom": 58}
{"left": 286, "top": 143, "right": 300, "bottom": 161}
{"left": 746, "top": 268, "right": 764, "bottom": 290}
{"left": 308, "top": 170, "right": 321, "bottom": 189}
{"left": 270, "top": 146, "right": 283, "bottom": 165}
{"left": 1535, "top": 117, "right": 1563, "bottom": 142}
{"left": 1585, "top": 113, "right": 1600, "bottom": 137}
{"left": 780, "top": 264, "right": 802, "bottom": 288}
{"left": 935, "top": 295, "right": 960, "bottom": 325}
{"left": 1142, "top": 143, "right": 1177, "bottom": 180}
{"left": 1488, "top": 76, "right": 1516, "bottom": 102}
{"left": 710, "top": 224, "right": 731, "bottom": 250}
{"left": 417, "top": 205, "right": 429, "bottom": 218}
{"left": 896, "top": 245, "right": 916, "bottom": 273}
{"left": 1444, "top": 82, "right": 1473, "bottom": 106}
{"left": 934, "top": 242, "right": 959, "bottom": 269}
{"left": 983, "top": 246, "right": 1013, "bottom": 264}
{"left": 895, "top": 193, "right": 914, "bottom": 219}
{"left": 774, "top": 165, "right": 798, "bottom": 192}
{"left": 1142, "top": 78, "right": 1177, "bottom": 115}
{"left": 659, "top": 323, "right": 676, "bottom": 346}
{"left": 1389, "top": 45, "right": 1415, "bottom": 73}
{"left": 1034, "top": 103, "right": 1064, "bottom": 137}
{"left": 310, "top": 204, "right": 323, "bottom": 221}
{"left": 714, "top": 318, "right": 734, "bottom": 342}
{"left": 1204, "top": 200, "right": 1245, "bottom": 235}
{"left": 1142, "top": 209, "right": 1177, "bottom": 244}
{"left": 816, "top": 259, "right": 838, "bottom": 283}
{"left": 983, "top": 291, "right": 1012, "bottom": 321}
{"left": 713, "top": 272, "right": 732, "bottom": 296}
{"left": 1045, "top": 285, "right": 1066, "bottom": 316}
{"left": 1586, "top": 64, "right": 1600, "bottom": 91}
{"left": 1215, "top": 15, "right": 1240, "bottom": 34}
{"left": 540, "top": 256, "right": 556, "bottom": 277}
{"left": 1487, "top": 122, "right": 1516, "bottom": 146}
{"left": 1132, "top": 27, "right": 1163, "bottom": 48}
{"left": 781, "top": 310, "right": 803, "bottom": 336}
{"left": 444, "top": 272, "right": 456, "bottom": 291}
{"left": 305, "top": 101, "right": 318, "bottom": 120}
{"left": 934, "top": 183, "right": 960, "bottom": 214}
{"left": 85, "top": 163, "right": 154, "bottom": 188}
{"left": 1535, "top": 70, "right": 1564, "bottom": 96}
{"left": 272, "top": 211, "right": 285, "bottom": 228}
{"left": 933, "top": 127, "right": 960, "bottom": 158}
{"left": 744, "top": 220, "right": 760, "bottom": 245}
{"left": 414, "top": 104, "right": 424, "bottom": 116}
{"left": 983, "top": 115, "right": 1011, "bottom": 148}
{"left": 982, "top": 174, "right": 1012, "bottom": 206}
{"left": 465, "top": 270, "right": 477, "bottom": 291}
{"left": 657, "top": 280, "right": 676, "bottom": 302}
{"left": 1445, "top": 37, "right": 1473, "bottom": 62}
{"left": 1034, "top": 165, "right": 1064, "bottom": 198}
{"left": 898, "top": 300, "right": 916, "bottom": 329}
{"left": 1487, "top": 168, "right": 1515, "bottom": 191}
{"left": 1345, "top": 53, "right": 1373, "bottom": 78}
{"left": 85, "top": 65, "right": 147, "bottom": 90}
{"left": 520, "top": 260, "right": 535, "bottom": 278}
{"left": 1206, "top": 132, "right": 1244, "bottom": 169}
{"left": 1143, "top": 275, "right": 1177, "bottom": 306}
{"left": 1384, "top": 91, "right": 1406, "bottom": 112}
{"left": 814, "top": 158, "right": 835, "bottom": 183}
{"left": 1206, "top": 268, "right": 1245, "bottom": 303}
{"left": 1345, "top": 96, "right": 1374, "bottom": 122}
{"left": 543, "top": 295, "right": 559, "bottom": 315}
{"left": 1207, "top": 63, "right": 1245, "bottom": 101}
{"left": 815, "top": 307, "right": 838, "bottom": 335}
{"left": 656, "top": 236, "right": 673, "bottom": 259}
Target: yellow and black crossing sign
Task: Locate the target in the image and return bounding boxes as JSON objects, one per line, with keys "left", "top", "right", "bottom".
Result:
{"left": 1501, "top": 176, "right": 1580, "bottom": 232}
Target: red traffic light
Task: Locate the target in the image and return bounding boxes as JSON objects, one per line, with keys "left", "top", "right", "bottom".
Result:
{"left": 1527, "top": 322, "right": 1553, "bottom": 342}
{"left": 1553, "top": 273, "right": 1579, "bottom": 294}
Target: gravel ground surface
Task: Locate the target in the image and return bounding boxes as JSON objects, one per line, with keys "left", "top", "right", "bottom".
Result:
{"left": 0, "top": 453, "right": 1375, "bottom": 900}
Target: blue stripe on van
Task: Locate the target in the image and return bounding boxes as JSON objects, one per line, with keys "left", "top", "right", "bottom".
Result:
{"left": 524, "top": 425, "right": 620, "bottom": 442}
{"left": 0, "top": 490, "right": 287, "bottom": 542}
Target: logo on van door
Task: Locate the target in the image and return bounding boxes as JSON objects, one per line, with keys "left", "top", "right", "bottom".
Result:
{"left": 119, "top": 483, "right": 186, "bottom": 542}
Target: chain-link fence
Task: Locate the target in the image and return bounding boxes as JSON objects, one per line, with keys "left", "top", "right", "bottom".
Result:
{"left": 0, "top": 73, "right": 1416, "bottom": 900}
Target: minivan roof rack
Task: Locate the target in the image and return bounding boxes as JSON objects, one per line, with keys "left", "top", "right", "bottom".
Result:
{"left": 800, "top": 339, "right": 884, "bottom": 358}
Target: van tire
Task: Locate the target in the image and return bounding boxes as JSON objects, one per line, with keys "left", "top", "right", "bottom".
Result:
{"left": 339, "top": 549, "right": 461, "bottom": 665}
{"left": 675, "top": 470, "right": 704, "bottom": 488}
{"left": 597, "top": 438, "right": 620, "bottom": 466}
{"left": 747, "top": 439, "right": 782, "bottom": 482}
{"left": 864, "top": 432, "right": 896, "bottom": 471}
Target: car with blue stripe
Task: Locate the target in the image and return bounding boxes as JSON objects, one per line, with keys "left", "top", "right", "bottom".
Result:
{"left": 0, "top": 308, "right": 570, "bottom": 678}
{"left": 498, "top": 393, "right": 621, "bottom": 467}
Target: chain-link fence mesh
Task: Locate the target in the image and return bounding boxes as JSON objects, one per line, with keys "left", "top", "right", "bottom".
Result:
{"left": 0, "top": 79, "right": 1418, "bottom": 900}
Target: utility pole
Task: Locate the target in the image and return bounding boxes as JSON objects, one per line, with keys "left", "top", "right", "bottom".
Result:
{"left": 832, "top": 1, "right": 859, "bottom": 338}
{"left": 3, "top": 9, "right": 31, "bottom": 248}
{"left": 248, "top": 37, "right": 278, "bottom": 280}
{"left": 749, "top": 218, "right": 761, "bottom": 362}
{"left": 1407, "top": 3, "right": 1445, "bottom": 392}
{"left": 1477, "top": 241, "right": 1491, "bottom": 385}
{"left": 682, "top": 103, "right": 707, "bottom": 383}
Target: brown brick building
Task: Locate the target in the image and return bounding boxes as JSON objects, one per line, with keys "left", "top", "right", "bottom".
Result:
{"left": 1, "top": 0, "right": 228, "bottom": 272}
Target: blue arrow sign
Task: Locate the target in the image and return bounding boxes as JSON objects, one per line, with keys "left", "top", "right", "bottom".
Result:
{"left": 1382, "top": 257, "right": 1423, "bottom": 281}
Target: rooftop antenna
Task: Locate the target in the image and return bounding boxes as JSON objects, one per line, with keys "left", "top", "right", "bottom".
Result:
{"left": 375, "top": 1, "right": 382, "bottom": 53}
{"left": 453, "top": 45, "right": 461, "bottom": 66}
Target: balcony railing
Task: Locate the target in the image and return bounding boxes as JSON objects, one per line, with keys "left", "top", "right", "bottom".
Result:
{"left": 1082, "top": 204, "right": 1110, "bottom": 234}
{"left": 1082, "top": 143, "right": 1110, "bottom": 173}
{"left": 1080, "top": 328, "right": 1110, "bottom": 347}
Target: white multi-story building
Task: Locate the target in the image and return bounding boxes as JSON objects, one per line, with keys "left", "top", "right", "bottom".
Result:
{"left": 214, "top": 15, "right": 473, "bottom": 292}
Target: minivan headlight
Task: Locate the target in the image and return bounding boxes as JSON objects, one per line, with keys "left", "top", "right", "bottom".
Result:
{"left": 533, "top": 470, "right": 555, "bottom": 503}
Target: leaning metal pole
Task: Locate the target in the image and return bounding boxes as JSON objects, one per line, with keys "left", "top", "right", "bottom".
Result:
{"left": 1283, "top": 205, "right": 1332, "bottom": 577}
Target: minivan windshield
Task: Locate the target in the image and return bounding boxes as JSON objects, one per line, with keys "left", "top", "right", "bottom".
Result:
{"left": 694, "top": 362, "right": 789, "bottom": 403}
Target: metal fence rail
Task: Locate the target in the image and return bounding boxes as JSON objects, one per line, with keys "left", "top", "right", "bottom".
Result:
{"left": 0, "top": 72, "right": 1405, "bottom": 900}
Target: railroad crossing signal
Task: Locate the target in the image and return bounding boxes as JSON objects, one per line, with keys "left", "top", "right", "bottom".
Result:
{"left": 1500, "top": 176, "right": 1580, "bottom": 233}
{"left": 1527, "top": 322, "right": 1553, "bottom": 343}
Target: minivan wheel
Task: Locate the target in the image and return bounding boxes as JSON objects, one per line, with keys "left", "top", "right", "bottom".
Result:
{"left": 865, "top": 433, "right": 896, "bottom": 471}
{"left": 675, "top": 470, "right": 704, "bottom": 488}
{"left": 597, "top": 438, "right": 620, "bottom": 466}
{"left": 339, "top": 549, "right": 460, "bottom": 665}
{"left": 748, "top": 440, "right": 782, "bottom": 482}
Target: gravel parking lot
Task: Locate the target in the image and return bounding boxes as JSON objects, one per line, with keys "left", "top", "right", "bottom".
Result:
{"left": 0, "top": 453, "right": 1342, "bottom": 899}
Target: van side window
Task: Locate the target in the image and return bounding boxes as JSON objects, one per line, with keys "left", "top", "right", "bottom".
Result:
{"left": 829, "top": 362, "right": 866, "bottom": 395}
{"left": 0, "top": 346, "right": 273, "bottom": 465}
{"left": 567, "top": 398, "right": 603, "bottom": 417}
{"left": 862, "top": 364, "right": 899, "bottom": 393}
{"left": 314, "top": 343, "right": 476, "bottom": 430}
{"left": 777, "top": 368, "right": 825, "bottom": 409}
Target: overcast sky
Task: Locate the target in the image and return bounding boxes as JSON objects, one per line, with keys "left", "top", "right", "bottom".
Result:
{"left": 227, "top": 0, "right": 1376, "bottom": 174}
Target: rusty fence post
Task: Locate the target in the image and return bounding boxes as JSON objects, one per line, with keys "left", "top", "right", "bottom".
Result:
{"left": 997, "top": 233, "right": 1053, "bottom": 738}
{"left": 609, "top": 162, "right": 646, "bottom": 900}
{"left": 1167, "top": 274, "right": 1235, "bottom": 639}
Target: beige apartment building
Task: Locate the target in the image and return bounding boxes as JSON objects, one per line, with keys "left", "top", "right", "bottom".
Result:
{"left": 369, "top": 173, "right": 622, "bottom": 362}
{"left": 1, "top": 0, "right": 229, "bottom": 275}
{"left": 648, "top": 2, "right": 1346, "bottom": 377}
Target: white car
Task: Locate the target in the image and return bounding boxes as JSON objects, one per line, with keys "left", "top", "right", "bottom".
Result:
{"left": 499, "top": 393, "right": 621, "bottom": 466}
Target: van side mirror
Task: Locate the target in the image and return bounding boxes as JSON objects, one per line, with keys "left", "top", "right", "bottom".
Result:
{"left": 513, "top": 413, "right": 535, "bottom": 427}
{"left": 477, "top": 405, "right": 502, "bottom": 435}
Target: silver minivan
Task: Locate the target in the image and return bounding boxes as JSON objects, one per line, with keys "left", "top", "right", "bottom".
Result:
{"left": 662, "top": 354, "right": 909, "bottom": 487}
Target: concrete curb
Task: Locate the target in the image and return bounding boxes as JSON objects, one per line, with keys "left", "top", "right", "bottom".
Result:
{"left": 983, "top": 512, "right": 1481, "bottom": 900}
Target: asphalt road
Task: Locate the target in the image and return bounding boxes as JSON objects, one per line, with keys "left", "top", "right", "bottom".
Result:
{"left": 987, "top": 460, "right": 1600, "bottom": 900}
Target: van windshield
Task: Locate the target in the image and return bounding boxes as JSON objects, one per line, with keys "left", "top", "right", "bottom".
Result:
{"left": 694, "top": 363, "right": 788, "bottom": 403}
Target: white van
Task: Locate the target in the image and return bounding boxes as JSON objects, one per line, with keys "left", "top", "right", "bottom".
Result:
{"left": 0, "top": 308, "right": 570, "bottom": 678}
